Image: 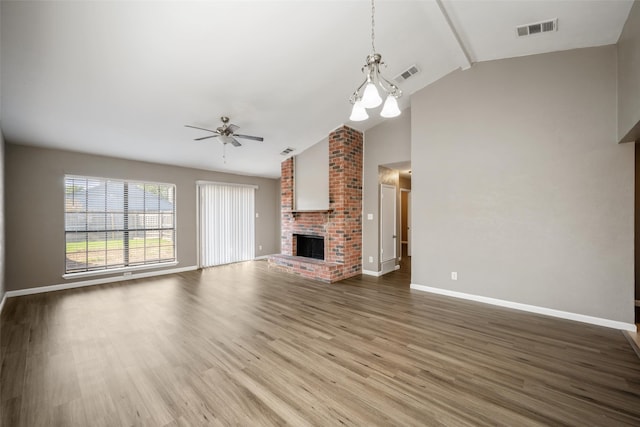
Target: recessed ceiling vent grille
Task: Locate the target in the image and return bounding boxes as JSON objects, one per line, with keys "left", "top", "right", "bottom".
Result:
{"left": 280, "top": 147, "right": 295, "bottom": 156}
{"left": 394, "top": 65, "right": 419, "bottom": 84}
{"left": 516, "top": 19, "right": 557, "bottom": 37}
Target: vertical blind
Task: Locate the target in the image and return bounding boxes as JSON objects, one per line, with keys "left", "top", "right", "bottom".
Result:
{"left": 199, "top": 183, "right": 255, "bottom": 267}
{"left": 65, "top": 175, "right": 176, "bottom": 274}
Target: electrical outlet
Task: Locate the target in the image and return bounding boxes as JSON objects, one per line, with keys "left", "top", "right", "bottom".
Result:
{"left": 367, "top": 213, "right": 374, "bottom": 220}
{"left": 368, "top": 256, "right": 373, "bottom": 263}
{"left": 259, "top": 245, "right": 263, "bottom": 251}
{"left": 255, "top": 212, "right": 260, "bottom": 218}
{"left": 451, "top": 272, "right": 457, "bottom": 280}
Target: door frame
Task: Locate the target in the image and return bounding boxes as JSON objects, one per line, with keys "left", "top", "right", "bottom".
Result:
{"left": 400, "top": 188, "right": 412, "bottom": 258}
{"left": 380, "top": 184, "right": 397, "bottom": 264}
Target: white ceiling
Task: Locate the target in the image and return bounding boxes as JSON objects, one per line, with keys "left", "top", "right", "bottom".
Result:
{"left": 1, "top": 0, "right": 633, "bottom": 178}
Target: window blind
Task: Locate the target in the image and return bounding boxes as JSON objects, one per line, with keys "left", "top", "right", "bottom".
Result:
{"left": 199, "top": 183, "right": 255, "bottom": 267}
{"left": 64, "top": 175, "right": 176, "bottom": 274}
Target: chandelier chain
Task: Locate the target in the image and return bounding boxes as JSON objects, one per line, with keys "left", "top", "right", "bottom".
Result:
{"left": 371, "top": 0, "right": 376, "bottom": 54}
{"left": 349, "top": 0, "right": 402, "bottom": 121}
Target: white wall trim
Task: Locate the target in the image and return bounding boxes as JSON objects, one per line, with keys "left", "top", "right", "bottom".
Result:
{"left": 0, "top": 293, "right": 6, "bottom": 315}
{"left": 6, "top": 265, "right": 198, "bottom": 298}
{"left": 362, "top": 269, "right": 382, "bottom": 277}
{"left": 254, "top": 254, "right": 276, "bottom": 260}
{"left": 410, "top": 283, "right": 637, "bottom": 332}
{"left": 363, "top": 264, "right": 400, "bottom": 277}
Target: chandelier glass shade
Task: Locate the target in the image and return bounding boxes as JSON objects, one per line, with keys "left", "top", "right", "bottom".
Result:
{"left": 349, "top": 100, "right": 369, "bottom": 121}
{"left": 349, "top": 0, "right": 402, "bottom": 122}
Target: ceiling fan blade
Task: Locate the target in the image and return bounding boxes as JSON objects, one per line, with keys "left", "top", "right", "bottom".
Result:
{"left": 185, "top": 124, "right": 218, "bottom": 133}
{"left": 230, "top": 137, "right": 242, "bottom": 147}
{"left": 227, "top": 124, "right": 240, "bottom": 134}
{"left": 195, "top": 135, "right": 217, "bottom": 141}
{"left": 234, "top": 134, "right": 264, "bottom": 142}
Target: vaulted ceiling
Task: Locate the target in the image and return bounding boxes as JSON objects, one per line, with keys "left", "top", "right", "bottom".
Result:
{"left": 1, "top": 1, "right": 634, "bottom": 178}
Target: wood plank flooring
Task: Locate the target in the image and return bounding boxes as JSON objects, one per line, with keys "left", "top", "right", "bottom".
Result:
{"left": 2, "top": 260, "right": 640, "bottom": 426}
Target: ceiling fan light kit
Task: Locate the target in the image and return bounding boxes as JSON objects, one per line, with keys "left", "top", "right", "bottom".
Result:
{"left": 349, "top": 0, "right": 402, "bottom": 122}
{"left": 185, "top": 116, "right": 264, "bottom": 163}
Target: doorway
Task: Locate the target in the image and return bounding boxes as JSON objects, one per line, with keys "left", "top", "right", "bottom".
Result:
{"left": 197, "top": 181, "right": 256, "bottom": 268}
{"left": 377, "top": 161, "right": 411, "bottom": 277}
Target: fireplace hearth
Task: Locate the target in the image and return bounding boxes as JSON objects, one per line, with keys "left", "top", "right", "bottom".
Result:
{"left": 295, "top": 234, "right": 324, "bottom": 260}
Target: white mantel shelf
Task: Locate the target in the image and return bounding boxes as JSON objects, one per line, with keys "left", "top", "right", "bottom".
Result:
{"left": 288, "top": 209, "right": 333, "bottom": 214}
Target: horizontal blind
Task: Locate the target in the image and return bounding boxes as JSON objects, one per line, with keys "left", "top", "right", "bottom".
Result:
{"left": 199, "top": 183, "right": 255, "bottom": 267}
{"left": 64, "top": 175, "right": 176, "bottom": 274}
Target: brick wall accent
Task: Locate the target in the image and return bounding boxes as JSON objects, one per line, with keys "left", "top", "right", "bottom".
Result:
{"left": 269, "top": 125, "right": 363, "bottom": 282}
{"left": 327, "top": 125, "right": 363, "bottom": 278}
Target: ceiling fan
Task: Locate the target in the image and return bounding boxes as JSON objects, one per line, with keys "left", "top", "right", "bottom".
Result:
{"left": 185, "top": 116, "right": 264, "bottom": 147}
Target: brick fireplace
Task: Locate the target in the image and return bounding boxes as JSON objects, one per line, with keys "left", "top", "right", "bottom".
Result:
{"left": 268, "top": 125, "right": 363, "bottom": 283}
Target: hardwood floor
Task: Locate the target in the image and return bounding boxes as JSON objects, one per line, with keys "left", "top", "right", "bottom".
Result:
{"left": 2, "top": 260, "right": 640, "bottom": 426}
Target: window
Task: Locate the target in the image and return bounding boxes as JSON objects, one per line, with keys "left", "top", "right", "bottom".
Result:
{"left": 65, "top": 175, "right": 176, "bottom": 274}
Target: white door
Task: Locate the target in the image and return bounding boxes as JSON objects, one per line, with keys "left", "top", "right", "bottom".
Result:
{"left": 380, "top": 184, "right": 397, "bottom": 263}
{"left": 407, "top": 191, "right": 412, "bottom": 257}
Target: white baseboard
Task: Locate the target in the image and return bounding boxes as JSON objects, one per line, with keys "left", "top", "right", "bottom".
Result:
{"left": 362, "top": 269, "right": 382, "bottom": 277}
{"left": 410, "top": 283, "right": 637, "bottom": 332}
{"left": 5, "top": 265, "right": 199, "bottom": 298}
{"left": 254, "top": 254, "right": 277, "bottom": 260}
{"left": 0, "top": 292, "right": 6, "bottom": 315}
{"left": 363, "top": 264, "right": 400, "bottom": 277}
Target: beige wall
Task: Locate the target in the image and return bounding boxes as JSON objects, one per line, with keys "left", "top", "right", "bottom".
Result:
{"left": 411, "top": 45, "right": 635, "bottom": 323}
{"left": 5, "top": 144, "right": 280, "bottom": 291}
{"left": 362, "top": 112, "right": 411, "bottom": 273}
{"left": 618, "top": 0, "right": 640, "bottom": 143}
{"left": 399, "top": 176, "right": 411, "bottom": 190}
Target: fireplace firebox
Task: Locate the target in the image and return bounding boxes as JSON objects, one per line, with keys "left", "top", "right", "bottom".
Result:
{"left": 295, "top": 234, "right": 324, "bottom": 260}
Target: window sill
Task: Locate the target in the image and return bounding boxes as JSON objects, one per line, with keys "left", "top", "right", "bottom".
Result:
{"left": 62, "top": 261, "right": 179, "bottom": 280}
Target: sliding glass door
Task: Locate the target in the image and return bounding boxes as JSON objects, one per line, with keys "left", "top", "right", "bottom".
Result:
{"left": 198, "top": 182, "right": 255, "bottom": 267}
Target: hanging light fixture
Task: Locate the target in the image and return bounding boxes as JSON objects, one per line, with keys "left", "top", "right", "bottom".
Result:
{"left": 349, "top": 0, "right": 402, "bottom": 122}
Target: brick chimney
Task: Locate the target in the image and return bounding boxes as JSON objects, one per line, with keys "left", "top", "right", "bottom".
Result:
{"left": 269, "top": 125, "right": 363, "bottom": 282}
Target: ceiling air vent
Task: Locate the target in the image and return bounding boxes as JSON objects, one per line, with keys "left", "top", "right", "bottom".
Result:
{"left": 280, "top": 147, "right": 295, "bottom": 156}
{"left": 394, "top": 65, "right": 419, "bottom": 84}
{"left": 516, "top": 19, "right": 557, "bottom": 37}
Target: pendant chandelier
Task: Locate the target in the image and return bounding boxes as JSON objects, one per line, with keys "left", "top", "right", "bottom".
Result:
{"left": 349, "top": 0, "right": 402, "bottom": 122}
